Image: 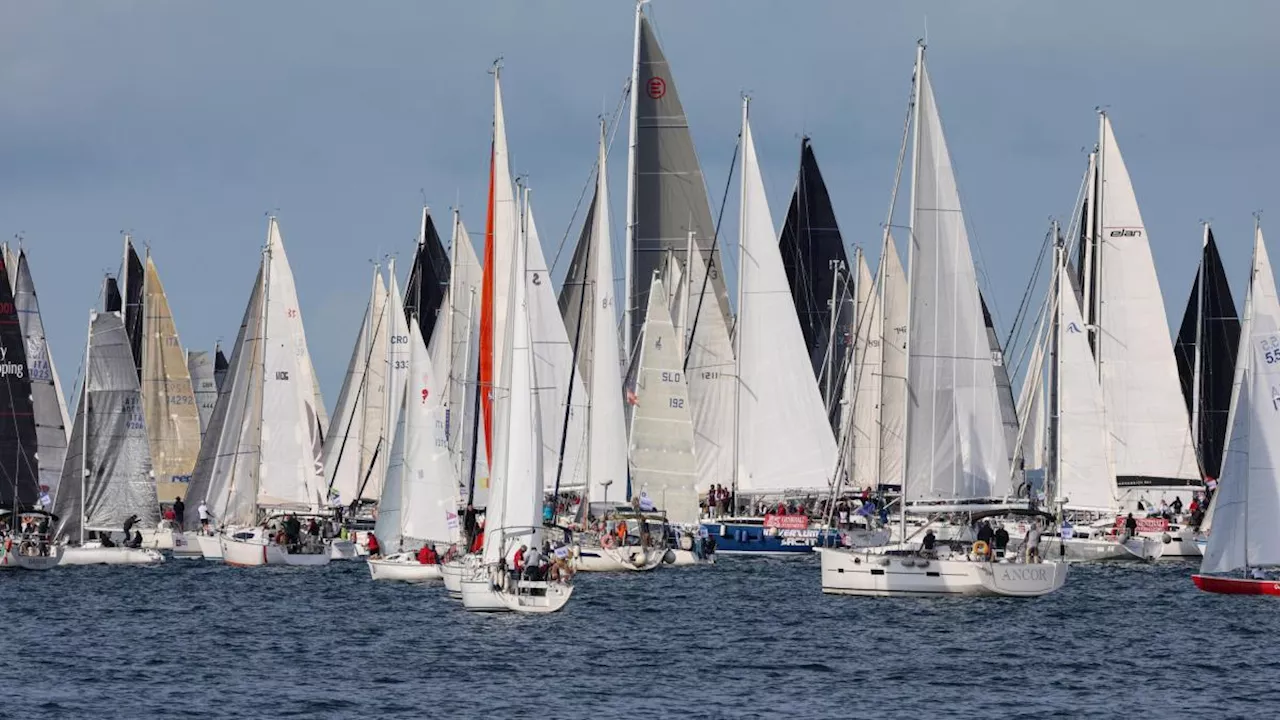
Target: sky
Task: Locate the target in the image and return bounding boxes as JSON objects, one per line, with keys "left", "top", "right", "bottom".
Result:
{"left": 2, "top": 0, "right": 1277, "bottom": 406}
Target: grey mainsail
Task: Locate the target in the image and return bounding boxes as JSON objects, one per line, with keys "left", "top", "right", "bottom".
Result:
{"left": 629, "top": 11, "right": 731, "bottom": 349}
{"left": 187, "top": 350, "right": 218, "bottom": 436}
{"left": 53, "top": 311, "right": 159, "bottom": 543}
{"left": 15, "top": 250, "right": 70, "bottom": 499}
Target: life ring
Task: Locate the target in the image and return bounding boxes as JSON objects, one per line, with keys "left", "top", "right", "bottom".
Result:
{"left": 601, "top": 534, "right": 616, "bottom": 550}
{"left": 972, "top": 540, "right": 990, "bottom": 557}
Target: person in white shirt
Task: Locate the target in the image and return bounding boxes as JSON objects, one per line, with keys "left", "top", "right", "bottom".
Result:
{"left": 197, "top": 501, "right": 210, "bottom": 533}
{"left": 522, "top": 546, "right": 542, "bottom": 581}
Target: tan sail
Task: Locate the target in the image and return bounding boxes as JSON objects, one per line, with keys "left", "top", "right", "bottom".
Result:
{"left": 141, "top": 253, "right": 201, "bottom": 505}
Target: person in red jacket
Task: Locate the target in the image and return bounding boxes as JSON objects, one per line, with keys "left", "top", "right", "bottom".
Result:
{"left": 417, "top": 545, "right": 437, "bottom": 565}
{"left": 367, "top": 533, "right": 381, "bottom": 558}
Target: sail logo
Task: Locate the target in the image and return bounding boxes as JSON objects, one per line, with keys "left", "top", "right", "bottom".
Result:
{"left": 647, "top": 77, "right": 667, "bottom": 99}
{"left": 1000, "top": 566, "right": 1049, "bottom": 583}
{"left": 0, "top": 346, "right": 23, "bottom": 379}
{"left": 1108, "top": 228, "right": 1143, "bottom": 238}
{"left": 1067, "top": 322, "right": 1084, "bottom": 334}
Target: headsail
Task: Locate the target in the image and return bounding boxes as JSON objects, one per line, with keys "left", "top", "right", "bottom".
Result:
{"left": 14, "top": 250, "right": 70, "bottom": 499}
{"left": 877, "top": 234, "right": 908, "bottom": 488}
{"left": 122, "top": 238, "right": 145, "bottom": 380}
{"left": 188, "top": 350, "right": 218, "bottom": 437}
{"left": 0, "top": 255, "right": 39, "bottom": 508}
{"left": 404, "top": 208, "right": 453, "bottom": 344}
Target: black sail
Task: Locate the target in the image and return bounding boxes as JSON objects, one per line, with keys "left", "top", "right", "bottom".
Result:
{"left": 778, "top": 138, "right": 852, "bottom": 400}
{"left": 404, "top": 210, "right": 451, "bottom": 343}
{"left": 123, "top": 240, "right": 145, "bottom": 380}
{"left": 1174, "top": 228, "right": 1240, "bottom": 480}
{"left": 213, "top": 344, "right": 229, "bottom": 392}
{"left": 0, "top": 254, "right": 40, "bottom": 507}
{"left": 104, "top": 277, "right": 123, "bottom": 314}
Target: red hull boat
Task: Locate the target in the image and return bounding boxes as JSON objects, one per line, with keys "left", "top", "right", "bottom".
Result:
{"left": 1193, "top": 574, "right": 1280, "bottom": 595}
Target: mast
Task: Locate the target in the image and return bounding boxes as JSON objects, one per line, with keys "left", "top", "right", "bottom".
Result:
{"left": 457, "top": 287, "right": 477, "bottom": 480}
{"left": 683, "top": 230, "right": 694, "bottom": 354}
{"left": 254, "top": 223, "right": 273, "bottom": 519}
{"left": 1092, "top": 113, "right": 1106, "bottom": 381}
{"left": 623, "top": 0, "right": 644, "bottom": 360}
{"left": 79, "top": 309, "right": 91, "bottom": 545}
{"left": 731, "top": 95, "right": 749, "bottom": 503}
{"left": 824, "top": 260, "right": 843, "bottom": 407}
{"left": 1190, "top": 222, "right": 1209, "bottom": 461}
{"left": 444, "top": 209, "right": 459, "bottom": 443}
{"left": 900, "top": 41, "right": 924, "bottom": 540}
{"left": 1048, "top": 223, "right": 1063, "bottom": 517}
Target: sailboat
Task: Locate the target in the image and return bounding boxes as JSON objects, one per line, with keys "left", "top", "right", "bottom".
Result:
{"left": 53, "top": 310, "right": 165, "bottom": 566}
{"left": 460, "top": 172, "right": 572, "bottom": 614}
{"left": 1193, "top": 224, "right": 1280, "bottom": 594}
{"left": 0, "top": 252, "right": 62, "bottom": 571}
{"left": 560, "top": 124, "right": 668, "bottom": 572}
{"left": 12, "top": 249, "right": 71, "bottom": 505}
{"left": 625, "top": 5, "right": 736, "bottom": 498}
{"left": 818, "top": 45, "right": 1066, "bottom": 597}
{"left": 368, "top": 274, "right": 462, "bottom": 581}
{"left": 700, "top": 99, "right": 843, "bottom": 556}
{"left": 630, "top": 272, "right": 710, "bottom": 565}
{"left": 139, "top": 251, "right": 202, "bottom": 549}
{"left": 1024, "top": 228, "right": 1162, "bottom": 562}
{"left": 183, "top": 218, "right": 330, "bottom": 567}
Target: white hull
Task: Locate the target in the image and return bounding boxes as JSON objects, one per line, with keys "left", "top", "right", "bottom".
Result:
{"left": 818, "top": 548, "right": 1067, "bottom": 597}
{"left": 221, "top": 533, "right": 331, "bottom": 567}
{"left": 328, "top": 539, "right": 360, "bottom": 561}
{"left": 59, "top": 546, "right": 165, "bottom": 566}
{"left": 196, "top": 533, "right": 224, "bottom": 560}
{"left": 497, "top": 581, "right": 573, "bottom": 614}
{"left": 1039, "top": 536, "right": 1164, "bottom": 563}
{"left": 574, "top": 544, "right": 667, "bottom": 572}
{"left": 442, "top": 559, "right": 466, "bottom": 597}
{"left": 368, "top": 554, "right": 443, "bottom": 582}
{"left": 460, "top": 575, "right": 509, "bottom": 612}
{"left": 0, "top": 546, "right": 63, "bottom": 570}
{"left": 1139, "top": 529, "right": 1199, "bottom": 558}
{"left": 171, "top": 532, "right": 205, "bottom": 559}
{"left": 668, "top": 549, "right": 715, "bottom": 566}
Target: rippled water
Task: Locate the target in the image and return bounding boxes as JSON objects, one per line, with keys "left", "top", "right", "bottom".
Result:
{"left": 3, "top": 557, "right": 1268, "bottom": 719}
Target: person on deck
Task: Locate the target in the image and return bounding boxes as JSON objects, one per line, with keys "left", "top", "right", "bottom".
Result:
{"left": 993, "top": 525, "right": 1010, "bottom": 559}
{"left": 418, "top": 544, "right": 437, "bottom": 565}
{"left": 512, "top": 545, "right": 527, "bottom": 584}
{"left": 470, "top": 523, "right": 485, "bottom": 554}
{"left": 1124, "top": 513, "right": 1139, "bottom": 541}
{"left": 1171, "top": 496, "right": 1184, "bottom": 517}
{"left": 523, "top": 545, "right": 541, "bottom": 581}
{"left": 198, "top": 501, "right": 210, "bottom": 533}
{"left": 1025, "top": 522, "right": 1042, "bottom": 563}
{"left": 463, "top": 505, "right": 478, "bottom": 545}
{"left": 173, "top": 497, "right": 185, "bottom": 531}
{"left": 977, "top": 521, "right": 995, "bottom": 548}
{"left": 921, "top": 530, "right": 936, "bottom": 558}
{"left": 123, "top": 514, "right": 139, "bottom": 539}
{"left": 367, "top": 533, "right": 381, "bottom": 558}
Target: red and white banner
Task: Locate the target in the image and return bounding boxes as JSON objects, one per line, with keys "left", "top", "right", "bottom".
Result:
{"left": 764, "top": 514, "right": 809, "bottom": 530}
{"left": 1113, "top": 516, "right": 1169, "bottom": 533}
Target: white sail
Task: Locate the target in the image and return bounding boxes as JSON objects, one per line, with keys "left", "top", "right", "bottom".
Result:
{"left": 14, "top": 250, "right": 71, "bottom": 498}
{"left": 683, "top": 229, "right": 737, "bottom": 493}
{"left": 379, "top": 261, "right": 412, "bottom": 503}
{"left": 257, "top": 219, "right": 326, "bottom": 511}
{"left": 1017, "top": 323, "right": 1047, "bottom": 472}
{"left": 735, "top": 110, "right": 837, "bottom": 494}
{"left": 322, "top": 271, "right": 386, "bottom": 505}
{"left": 877, "top": 234, "right": 908, "bottom": 487}
{"left": 53, "top": 311, "right": 159, "bottom": 543}
{"left": 1201, "top": 241, "right": 1280, "bottom": 573}
{"left": 360, "top": 273, "right": 390, "bottom": 501}
{"left": 630, "top": 275, "right": 698, "bottom": 523}
{"left": 1095, "top": 115, "right": 1200, "bottom": 489}
{"left": 905, "top": 53, "right": 1012, "bottom": 505}
{"left": 187, "top": 265, "right": 266, "bottom": 529}
{"left": 1205, "top": 226, "right": 1277, "bottom": 533}
{"left": 525, "top": 206, "right": 588, "bottom": 493}
{"left": 140, "top": 253, "right": 202, "bottom": 504}
{"left": 482, "top": 194, "right": 542, "bottom": 565}
{"left": 490, "top": 69, "right": 518, "bottom": 386}
{"left": 850, "top": 252, "right": 883, "bottom": 491}
{"left": 1056, "top": 264, "right": 1118, "bottom": 512}
{"left": 583, "top": 131, "right": 629, "bottom": 505}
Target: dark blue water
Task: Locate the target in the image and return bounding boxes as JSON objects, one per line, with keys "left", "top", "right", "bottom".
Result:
{"left": 3, "top": 557, "right": 1267, "bottom": 719}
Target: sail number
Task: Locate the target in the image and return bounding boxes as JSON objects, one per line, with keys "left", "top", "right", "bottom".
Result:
{"left": 660, "top": 371, "right": 682, "bottom": 383}
{"left": 390, "top": 335, "right": 409, "bottom": 345}
{"left": 1263, "top": 335, "right": 1280, "bottom": 364}
{"left": 669, "top": 398, "right": 684, "bottom": 409}
{"left": 394, "top": 360, "right": 409, "bottom": 370}
{"left": 275, "top": 371, "right": 290, "bottom": 380}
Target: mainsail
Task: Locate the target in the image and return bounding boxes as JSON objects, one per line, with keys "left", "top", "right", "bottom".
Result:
{"left": 904, "top": 48, "right": 1013, "bottom": 506}
{"left": 849, "top": 251, "right": 882, "bottom": 491}
{"left": 877, "top": 234, "right": 908, "bottom": 488}
{"left": 53, "top": 311, "right": 158, "bottom": 543}
{"left": 0, "top": 255, "right": 39, "bottom": 508}
{"left": 14, "top": 250, "right": 70, "bottom": 499}
{"left": 141, "top": 253, "right": 201, "bottom": 504}
{"left": 1086, "top": 114, "right": 1200, "bottom": 491}
{"left": 779, "top": 138, "right": 854, "bottom": 407}
{"left": 626, "top": 8, "right": 731, "bottom": 351}
{"left": 188, "top": 350, "right": 218, "bottom": 436}
{"left": 734, "top": 105, "right": 837, "bottom": 495}
{"left": 122, "top": 237, "right": 145, "bottom": 380}
{"left": 629, "top": 275, "right": 698, "bottom": 523}
{"left": 1174, "top": 226, "right": 1240, "bottom": 481}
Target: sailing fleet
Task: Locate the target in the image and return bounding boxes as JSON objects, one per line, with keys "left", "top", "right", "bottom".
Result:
{"left": 0, "top": 5, "right": 1275, "bottom": 600}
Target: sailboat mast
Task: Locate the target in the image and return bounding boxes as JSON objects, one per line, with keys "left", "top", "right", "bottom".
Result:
{"left": 1092, "top": 113, "right": 1106, "bottom": 381}
{"left": 900, "top": 41, "right": 924, "bottom": 540}
{"left": 1048, "top": 223, "right": 1063, "bottom": 517}
{"left": 824, "top": 260, "right": 843, "bottom": 407}
{"left": 254, "top": 225, "right": 274, "bottom": 517}
{"left": 79, "top": 309, "right": 91, "bottom": 546}
{"left": 443, "top": 209, "right": 458, "bottom": 443}
{"left": 1190, "top": 222, "right": 1208, "bottom": 459}
{"left": 731, "top": 95, "right": 749, "bottom": 504}
{"left": 683, "top": 230, "right": 694, "bottom": 356}
{"left": 622, "top": 0, "right": 643, "bottom": 359}
{"left": 457, "top": 287, "right": 477, "bottom": 480}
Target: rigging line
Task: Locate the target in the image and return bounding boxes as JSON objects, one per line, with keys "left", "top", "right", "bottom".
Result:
{"left": 1004, "top": 227, "right": 1053, "bottom": 358}
{"left": 549, "top": 80, "right": 630, "bottom": 278}
{"left": 682, "top": 131, "right": 741, "bottom": 372}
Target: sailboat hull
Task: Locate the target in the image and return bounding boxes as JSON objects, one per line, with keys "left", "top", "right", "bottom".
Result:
{"left": 497, "top": 581, "right": 573, "bottom": 614}
{"left": 0, "top": 545, "right": 63, "bottom": 570}
{"left": 574, "top": 544, "right": 667, "bottom": 572}
{"left": 368, "top": 554, "right": 443, "bottom": 582}
{"left": 460, "top": 575, "right": 509, "bottom": 612}
{"left": 196, "top": 533, "right": 224, "bottom": 559}
{"left": 59, "top": 546, "right": 165, "bottom": 566}
{"left": 170, "top": 532, "right": 205, "bottom": 559}
{"left": 702, "top": 519, "right": 845, "bottom": 555}
{"left": 1193, "top": 575, "right": 1280, "bottom": 595}
{"left": 668, "top": 549, "right": 715, "bottom": 566}
{"left": 327, "top": 539, "right": 360, "bottom": 561}
{"left": 818, "top": 548, "right": 1067, "bottom": 597}
{"left": 442, "top": 559, "right": 466, "bottom": 598}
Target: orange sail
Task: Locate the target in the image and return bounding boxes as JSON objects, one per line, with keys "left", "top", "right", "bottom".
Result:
{"left": 478, "top": 140, "right": 496, "bottom": 466}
